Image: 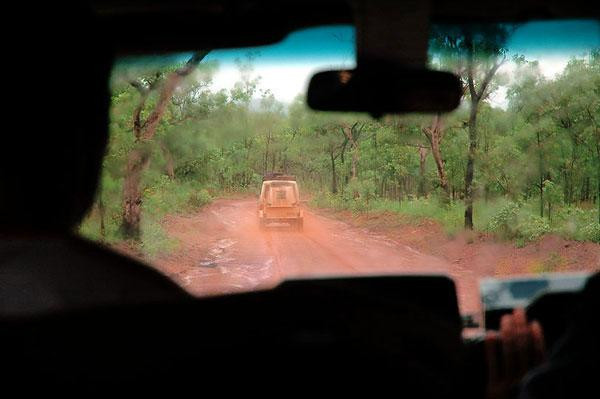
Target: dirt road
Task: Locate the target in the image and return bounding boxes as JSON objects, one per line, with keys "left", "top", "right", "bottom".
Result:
{"left": 156, "top": 198, "right": 481, "bottom": 313}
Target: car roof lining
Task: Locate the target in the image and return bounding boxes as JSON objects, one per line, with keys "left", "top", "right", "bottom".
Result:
{"left": 91, "top": 0, "right": 599, "bottom": 55}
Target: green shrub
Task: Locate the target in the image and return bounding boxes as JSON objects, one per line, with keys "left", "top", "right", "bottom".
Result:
{"left": 188, "top": 188, "right": 213, "bottom": 208}
{"left": 310, "top": 189, "right": 598, "bottom": 245}
{"left": 139, "top": 217, "right": 179, "bottom": 257}
{"left": 518, "top": 215, "right": 551, "bottom": 243}
{"left": 580, "top": 222, "right": 600, "bottom": 243}
{"left": 487, "top": 201, "right": 521, "bottom": 239}
{"left": 552, "top": 206, "right": 599, "bottom": 242}
{"left": 486, "top": 201, "right": 550, "bottom": 244}
{"left": 310, "top": 191, "right": 345, "bottom": 210}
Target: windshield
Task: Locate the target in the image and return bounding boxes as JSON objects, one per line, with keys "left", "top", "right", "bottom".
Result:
{"left": 80, "top": 20, "right": 600, "bottom": 317}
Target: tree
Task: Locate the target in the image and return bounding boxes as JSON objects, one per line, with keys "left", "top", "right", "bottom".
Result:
{"left": 121, "top": 51, "right": 209, "bottom": 240}
{"left": 431, "top": 25, "right": 510, "bottom": 228}
{"left": 463, "top": 30, "right": 508, "bottom": 228}
{"left": 318, "top": 124, "right": 348, "bottom": 194}
{"left": 543, "top": 179, "right": 562, "bottom": 222}
{"left": 421, "top": 113, "right": 450, "bottom": 201}
{"left": 340, "top": 122, "right": 366, "bottom": 182}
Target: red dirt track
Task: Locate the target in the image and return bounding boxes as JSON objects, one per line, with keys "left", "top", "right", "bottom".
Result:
{"left": 152, "top": 198, "right": 599, "bottom": 315}
{"left": 154, "top": 198, "right": 486, "bottom": 313}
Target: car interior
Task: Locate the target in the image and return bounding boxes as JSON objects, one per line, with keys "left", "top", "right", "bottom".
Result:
{"left": 1, "top": 1, "right": 599, "bottom": 397}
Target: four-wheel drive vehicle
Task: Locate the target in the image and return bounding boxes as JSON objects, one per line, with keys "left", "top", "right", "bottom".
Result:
{"left": 258, "top": 173, "right": 303, "bottom": 231}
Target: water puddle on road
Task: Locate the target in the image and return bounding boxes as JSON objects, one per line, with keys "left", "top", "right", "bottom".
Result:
{"left": 179, "top": 257, "right": 277, "bottom": 296}
{"left": 173, "top": 235, "right": 278, "bottom": 295}
{"left": 197, "top": 238, "right": 237, "bottom": 268}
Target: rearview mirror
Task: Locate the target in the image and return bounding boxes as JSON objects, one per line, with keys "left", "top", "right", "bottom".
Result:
{"left": 307, "top": 65, "right": 462, "bottom": 116}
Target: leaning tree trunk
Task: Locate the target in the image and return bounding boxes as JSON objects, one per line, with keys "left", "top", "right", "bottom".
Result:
{"left": 341, "top": 123, "right": 363, "bottom": 199}
{"left": 431, "top": 141, "right": 449, "bottom": 198}
{"left": 351, "top": 150, "right": 358, "bottom": 181}
{"left": 121, "top": 145, "right": 151, "bottom": 240}
{"left": 423, "top": 114, "right": 450, "bottom": 202}
{"left": 597, "top": 148, "right": 600, "bottom": 224}
{"left": 464, "top": 100, "right": 478, "bottom": 230}
{"left": 120, "top": 51, "right": 209, "bottom": 240}
{"left": 160, "top": 142, "right": 175, "bottom": 179}
{"left": 342, "top": 125, "right": 359, "bottom": 181}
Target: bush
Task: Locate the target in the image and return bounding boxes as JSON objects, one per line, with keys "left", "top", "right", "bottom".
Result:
{"left": 487, "top": 201, "right": 550, "bottom": 244}
{"left": 188, "top": 188, "right": 212, "bottom": 208}
{"left": 138, "top": 177, "right": 213, "bottom": 257}
{"left": 580, "top": 222, "right": 600, "bottom": 243}
{"left": 518, "top": 215, "right": 551, "bottom": 243}
{"left": 310, "top": 189, "right": 598, "bottom": 245}
{"left": 312, "top": 191, "right": 463, "bottom": 235}
{"left": 139, "top": 217, "right": 179, "bottom": 257}
{"left": 552, "top": 206, "right": 599, "bottom": 242}
{"left": 310, "top": 179, "right": 378, "bottom": 214}
{"left": 487, "top": 201, "right": 521, "bottom": 239}
{"left": 310, "top": 191, "right": 346, "bottom": 210}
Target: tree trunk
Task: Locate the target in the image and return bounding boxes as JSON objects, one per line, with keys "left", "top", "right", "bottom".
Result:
{"left": 423, "top": 114, "right": 450, "bottom": 202}
{"left": 464, "top": 101, "right": 478, "bottom": 230}
{"left": 539, "top": 179, "right": 544, "bottom": 218}
{"left": 264, "top": 131, "right": 271, "bottom": 174}
{"left": 418, "top": 146, "right": 428, "bottom": 198}
{"left": 351, "top": 150, "right": 358, "bottom": 181}
{"left": 597, "top": 150, "right": 600, "bottom": 224}
{"left": 161, "top": 142, "right": 175, "bottom": 179}
{"left": 330, "top": 152, "right": 338, "bottom": 194}
{"left": 462, "top": 36, "right": 504, "bottom": 230}
{"left": 121, "top": 145, "right": 151, "bottom": 240}
{"left": 98, "top": 196, "right": 106, "bottom": 241}
{"left": 430, "top": 139, "right": 449, "bottom": 199}
{"left": 120, "top": 51, "right": 209, "bottom": 240}
{"left": 537, "top": 131, "right": 544, "bottom": 218}
{"left": 341, "top": 124, "right": 361, "bottom": 181}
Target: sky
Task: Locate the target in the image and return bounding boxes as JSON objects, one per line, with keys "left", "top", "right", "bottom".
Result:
{"left": 488, "top": 20, "right": 600, "bottom": 108}
{"left": 200, "top": 20, "right": 599, "bottom": 109}
{"left": 203, "top": 25, "right": 356, "bottom": 104}
{"left": 118, "top": 20, "right": 598, "bottom": 108}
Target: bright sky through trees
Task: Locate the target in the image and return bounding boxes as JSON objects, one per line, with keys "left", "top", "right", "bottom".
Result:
{"left": 205, "top": 20, "right": 598, "bottom": 106}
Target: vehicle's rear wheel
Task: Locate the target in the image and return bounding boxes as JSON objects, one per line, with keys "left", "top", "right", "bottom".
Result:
{"left": 296, "top": 218, "right": 303, "bottom": 232}
{"left": 259, "top": 219, "right": 266, "bottom": 231}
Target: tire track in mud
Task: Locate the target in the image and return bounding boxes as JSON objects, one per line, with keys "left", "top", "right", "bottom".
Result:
{"left": 155, "top": 198, "right": 600, "bottom": 315}
{"left": 157, "top": 198, "right": 461, "bottom": 308}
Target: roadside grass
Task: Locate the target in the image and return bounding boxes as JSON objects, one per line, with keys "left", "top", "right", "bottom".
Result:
{"left": 80, "top": 175, "right": 213, "bottom": 258}
{"left": 309, "top": 191, "right": 600, "bottom": 245}
{"left": 528, "top": 252, "right": 567, "bottom": 274}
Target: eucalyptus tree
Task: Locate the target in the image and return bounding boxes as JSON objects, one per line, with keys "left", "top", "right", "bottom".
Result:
{"left": 119, "top": 51, "right": 209, "bottom": 240}
{"left": 431, "top": 24, "right": 510, "bottom": 228}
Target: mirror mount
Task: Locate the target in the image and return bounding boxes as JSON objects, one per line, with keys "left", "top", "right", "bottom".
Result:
{"left": 307, "top": 1, "right": 461, "bottom": 116}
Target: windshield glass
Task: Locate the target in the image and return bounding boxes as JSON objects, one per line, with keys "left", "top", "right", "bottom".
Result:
{"left": 80, "top": 20, "right": 600, "bottom": 317}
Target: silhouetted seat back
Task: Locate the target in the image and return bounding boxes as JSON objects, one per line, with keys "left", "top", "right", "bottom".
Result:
{"left": 1, "top": 275, "right": 464, "bottom": 396}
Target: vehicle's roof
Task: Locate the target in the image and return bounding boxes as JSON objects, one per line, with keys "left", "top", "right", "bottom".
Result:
{"left": 91, "top": 0, "right": 599, "bottom": 55}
